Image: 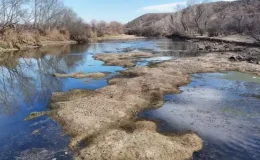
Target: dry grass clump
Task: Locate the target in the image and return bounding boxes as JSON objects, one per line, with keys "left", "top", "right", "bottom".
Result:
{"left": 0, "top": 40, "right": 9, "bottom": 49}
{"left": 76, "top": 121, "right": 203, "bottom": 160}
{"left": 0, "top": 28, "right": 71, "bottom": 50}
{"left": 94, "top": 52, "right": 152, "bottom": 67}
{"left": 50, "top": 90, "right": 95, "bottom": 105}
{"left": 24, "top": 111, "right": 46, "bottom": 121}
{"left": 1, "top": 29, "right": 41, "bottom": 49}
{"left": 53, "top": 72, "right": 108, "bottom": 79}
{"left": 40, "top": 28, "right": 70, "bottom": 41}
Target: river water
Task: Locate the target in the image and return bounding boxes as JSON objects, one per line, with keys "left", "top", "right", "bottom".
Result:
{"left": 139, "top": 72, "right": 260, "bottom": 160}
{"left": 0, "top": 38, "right": 259, "bottom": 160}
{"left": 0, "top": 39, "right": 195, "bottom": 160}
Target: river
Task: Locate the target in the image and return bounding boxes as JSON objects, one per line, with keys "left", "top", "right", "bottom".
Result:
{"left": 0, "top": 38, "right": 259, "bottom": 160}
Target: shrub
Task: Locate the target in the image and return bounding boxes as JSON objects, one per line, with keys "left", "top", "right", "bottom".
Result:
{"left": 43, "top": 29, "right": 70, "bottom": 41}
{"left": 207, "top": 28, "right": 218, "bottom": 37}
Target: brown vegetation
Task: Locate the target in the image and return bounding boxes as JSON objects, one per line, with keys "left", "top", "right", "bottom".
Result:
{"left": 53, "top": 72, "right": 108, "bottom": 79}
{"left": 94, "top": 52, "right": 152, "bottom": 67}
{"left": 48, "top": 50, "right": 260, "bottom": 159}
{"left": 76, "top": 121, "right": 202, "bottom": 160}
{"left": 0, "top": 0, "right": 125, "bottom": 50}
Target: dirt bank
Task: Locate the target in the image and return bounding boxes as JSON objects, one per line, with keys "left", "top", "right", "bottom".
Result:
{"left": 48, "top": 51, "right": 260, "bottom": 160}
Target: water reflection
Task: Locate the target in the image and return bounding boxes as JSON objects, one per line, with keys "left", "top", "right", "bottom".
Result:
{"left": 0, "top": 39, "right": 195, "bottom": 115}
{"left": 0, "top": 38, "right": 197, "bottom": 160}
{"left": 0, "top": 45, "right": 87, "bottom": 115}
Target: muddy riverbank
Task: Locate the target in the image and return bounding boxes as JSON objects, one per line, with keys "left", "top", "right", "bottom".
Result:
{"left": 48, "top": 47, "right": 260, "bottom": 159}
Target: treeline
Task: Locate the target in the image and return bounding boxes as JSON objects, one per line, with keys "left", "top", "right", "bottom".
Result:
{"left": 126, "top": 0, "right": 260, "bottom": 42}
{"left": 0, "top": 0, "right": 124, "bottom": 49}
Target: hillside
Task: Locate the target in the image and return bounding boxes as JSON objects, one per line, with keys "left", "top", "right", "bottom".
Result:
{"left": 126, "top": 13, "right": 171, "bottom": 29}
{"left": 126, "top": 0, "right": 260, "bottom": 41}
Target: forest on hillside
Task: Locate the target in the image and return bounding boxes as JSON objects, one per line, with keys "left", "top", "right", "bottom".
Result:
{"left": 126, "top": 0, "right": 260, "bottom": 42}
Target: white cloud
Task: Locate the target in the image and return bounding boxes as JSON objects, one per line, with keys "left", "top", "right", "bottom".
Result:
{"left": 140, "top": 2, "right": 187, "bottom": 13}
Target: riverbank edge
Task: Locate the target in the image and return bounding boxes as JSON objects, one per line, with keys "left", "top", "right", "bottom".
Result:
{"left": 0, "top": 40, "right": 77, "bottom": 53}
{"left": 167, "top": 34, "right": 260, "bottom": 47}
{"left": 89, "top": 34, "right": 147, "bottom": 42}
{"left": 0, "top": 35, "right": 147, "bottom": 53}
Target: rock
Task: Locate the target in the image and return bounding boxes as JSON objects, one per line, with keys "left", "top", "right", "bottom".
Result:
{"left": 197, "top": 45, "right": 204, "bottom": 50}
{"left": 122, "top": 47, "right": 133, "bottom": 52}
{"left": 236, "top": 55, "right": 244, "bottom": 61}
{"left": 32, "top": 129, "right": 40, "bottom": 135}
{"left": 246, "top": 56, "right": 258, "bottom": 64}
{"left": 229, "top": 56, "right": 236, "bottom": 61}
{"left": 248, "top": 60, "right": 254, "bottom": 63}
{"left": 224, "top": 44, "right": 229, "bottom": 48}
{"left": 205, "top": 45, "right": 212, "bottom": 50}
{"left": 234, "top": 47, "right": 243, "bottom": 52}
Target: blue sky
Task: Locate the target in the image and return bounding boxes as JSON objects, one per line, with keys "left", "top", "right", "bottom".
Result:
{"left": 63, "top": 0, "right": 235, "bottom": 24}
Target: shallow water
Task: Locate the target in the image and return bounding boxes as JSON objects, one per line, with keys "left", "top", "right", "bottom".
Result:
{"left": 0, "top": 38, "right": 194, "bottom": 159}
{"left": 139, "top": 71, "right": 260, "bottom": 160}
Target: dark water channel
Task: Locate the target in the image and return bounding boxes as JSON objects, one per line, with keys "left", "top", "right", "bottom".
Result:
{"left": 139, "top": 72, "right": 260, "bottom": 160}
{"left": 0, "top": 38, "right": 195, "bottom": 160}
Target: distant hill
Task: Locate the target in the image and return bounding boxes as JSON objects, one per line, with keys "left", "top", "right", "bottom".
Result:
{"left": 125, "top": 0, "right": 260, "bottom": 40}
{"left": 126, "top": 13, "right": 171, "bottom": 29}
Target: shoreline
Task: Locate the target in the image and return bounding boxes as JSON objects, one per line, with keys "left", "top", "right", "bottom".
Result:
{"left": 0, "top": 35, "right": 146, "bottom": 53}
{"left": 89, "top": 34, "right": 146, "bottom": 42}
{"left": 47, "top": 45, "right": 260, "bottom": 159}
{"left": 0, "top": 40, "right": 77, "bottom": 53}
{"left": 169, "top": 34, "right": 260, "bottom": 47}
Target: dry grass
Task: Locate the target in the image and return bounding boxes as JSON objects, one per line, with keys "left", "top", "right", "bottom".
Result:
{"left": 53, "top": 72, "right": 108, "bottom": 79}
{"left": 94, "top": 52, "right": 152, "bottom": 67}
{"left": 40, "top": 29, "right": 70, "bottom": 41}
{"left": 48, "top": 51, "right": 260, "bottom": 159}
{"left": 0, "top": 29, "right": 72, "bottom": 51}
{"left": 76, "top": 121, "right": 202, "bottom": 160}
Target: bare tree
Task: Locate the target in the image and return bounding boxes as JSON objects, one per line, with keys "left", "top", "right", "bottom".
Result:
{"left": 108, "top": 21, "right": 124, "bottom": 35}
{"left": 33, "top": 0, "right": 65, "bottom": 30}
{"left": 246, "top": 1, "right": 260, "bottom": 42}
{"left": 0, "top": 0, "right": 30, "bottom": 31}
{"left": 96, "top": 20, "right": 107, "bottom": 37}
{"left": 193, "top": 4, "right": 206, "bottom": 35}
